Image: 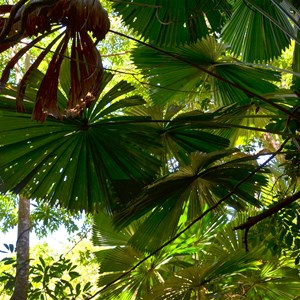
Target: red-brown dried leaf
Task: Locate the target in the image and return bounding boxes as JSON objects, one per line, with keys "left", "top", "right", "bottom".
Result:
{"left": 67, "top": 31, "right": 102, "bottom": 116}
{"left": 16, "top": 31, "right": 65, "bottom": 113}
{"left": 0, "top": 0, "right": 110, "bottom": 121}
{"left": 1, "top": 33, "right": 46, "bottom": 88}
{"left": 33, "top": 33, "right": 69, "bottom": 121}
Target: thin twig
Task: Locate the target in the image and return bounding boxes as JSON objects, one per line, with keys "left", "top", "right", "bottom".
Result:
{"left": 64, "top": 227, "right": 92, "bottom": 256}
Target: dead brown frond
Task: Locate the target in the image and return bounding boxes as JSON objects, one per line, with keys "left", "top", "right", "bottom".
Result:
{"left": 0, "top": 0, "right": 110, "bottom": 121}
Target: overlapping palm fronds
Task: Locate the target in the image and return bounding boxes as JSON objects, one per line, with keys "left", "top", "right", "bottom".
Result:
{"left": 92, "top": 212, "right": 300, "bottom": 300}
{"left": 0, "top": 68, "right": 236, "bottom": 212}
{"left": 145, "top": 218, "right": 300, "bottom": 300}
{"left": 112, "top": 150, "right": 268, "bottom": 252}
{"left": 92, "top": 210, "right": 225, "bottom": 299}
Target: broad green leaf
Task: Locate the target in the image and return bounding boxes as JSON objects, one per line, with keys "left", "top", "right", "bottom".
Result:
{"left": 92, "top": 212, "right": 132, "bottom": 247}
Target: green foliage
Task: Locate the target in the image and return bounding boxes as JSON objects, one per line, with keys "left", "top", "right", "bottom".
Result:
{"left": 0, "top": 193, "right": 85, "bottom": 238}
{"left": 0, "top": 244, "right": 16, "bottom": 294}
{"left": 30, "top": 202, "right": 82, "bottom": 238}
{"left": 0, "top": 72, "right": 162, "bottom": 212}
{"left": 264, "top": 202, "right": 300, "bottom": 265}
{"left": 0, "top": 244, "right": 96, "bottom": 299}
{"left": 29, "top": 256, "right": 92, "bottom": 299}
{"left": 132, "top": 37, "right": 280, "bottom": 106}
{"left": 222, "top": 0, "right": 293, "bottom": 62}
{"left": 93, "top": 213, "right": 300, "bottom": 299}
{"left": 113, "top": 150, "right": 268, "bottom": 250}
{"left": 0, "top": 194, "right": 18, "bottom": 232}
{"left": 1, "top": 0, "right": 300, "bottom": 299}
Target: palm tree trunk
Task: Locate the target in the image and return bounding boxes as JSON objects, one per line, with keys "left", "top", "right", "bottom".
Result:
{"left": 11, "top": 196, "right": 30, "bottom": 300}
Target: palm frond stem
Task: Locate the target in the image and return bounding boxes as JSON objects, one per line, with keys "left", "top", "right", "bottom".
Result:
{"left": 81, "top": 119, "right": 292, "bottom": 136}
{"left": 270, "top": 0, "right": 300, "bottom": 31}
{"left": 216, "top": 61, "right": 300, "bottom": 78}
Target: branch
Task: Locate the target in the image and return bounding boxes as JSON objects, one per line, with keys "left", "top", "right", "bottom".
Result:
{"left": 234, "top": 190, "right": 300, "bottom": 231}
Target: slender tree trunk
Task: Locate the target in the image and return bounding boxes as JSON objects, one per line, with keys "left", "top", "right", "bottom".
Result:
{"left": 10, "top": 52, "right": 32, "bottom": 300}
{"left": 11, "top": 196, "right": 30, "bottom": 300}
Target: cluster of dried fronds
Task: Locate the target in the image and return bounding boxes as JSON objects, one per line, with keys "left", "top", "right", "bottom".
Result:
{"left": 0, "top": 0, "right": 110, "bottom": 121}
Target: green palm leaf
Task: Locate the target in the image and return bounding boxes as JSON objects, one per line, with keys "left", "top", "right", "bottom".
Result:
{"left": 132, "top": 36, "right": 280, "bottom": 106}
{"left": 93, "top": 212, "right": 142, "bottom": 248}
{"left": 0, "top": 70, "right": 236, "bottom": 213}
{"left": 93, "top": 218, "right": 170, "bottom": 300}
{"left": 129, "top": 104, "right": 230, "bottom": 165}
{"left": 113, "top": 150, "right": 268, "bottom": 249}
{"left": 245, "top": 261, "right": 300, "bottom": 300}
{"left": 145, "top": 215, "right": 300, "bottom": 299}
{"left": 222, "top": 0, "right": 293, "bottom": 62}
{"left": 112, "top": 0, "right": 231, "bottom": 47}
{"left": 92, "top": 210, "right": 224, "bottom": 299}
{"left": 144, "top": 251, "right": 259, "bottom": 300}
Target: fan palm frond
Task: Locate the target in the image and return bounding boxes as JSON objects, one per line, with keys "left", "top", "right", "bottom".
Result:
{"left": 0, "top": 72, "right": 161, "bottom": 212}
{"left": 113, "top": 150, "right": 268, "bottom": 250}
{"left": 112, "top": 0, "right": 231, "bottom": 47}
{"left": 222, "top": 0, "right": 293, "bottom": 62}
{"left": 92, "top": 209, "right": 225, "bottom": 299}
{"left": 132, "top": 36, "right": 280, "bottom": 106}
{"left": 144, "top": 251, "right": 259, "bottom": 300}
{"left": 145, "top": 215, "right": 300, "bottom": 299}
{"left": 129, "top": 104, "right": 230, "bottom": 166}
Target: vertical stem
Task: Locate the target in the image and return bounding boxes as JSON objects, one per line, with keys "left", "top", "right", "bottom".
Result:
{"left": 292, "top": 14, "right": 300, "bottom": 91}
{"left": 11, "top": 196, "right": 30, "bottom": 300}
